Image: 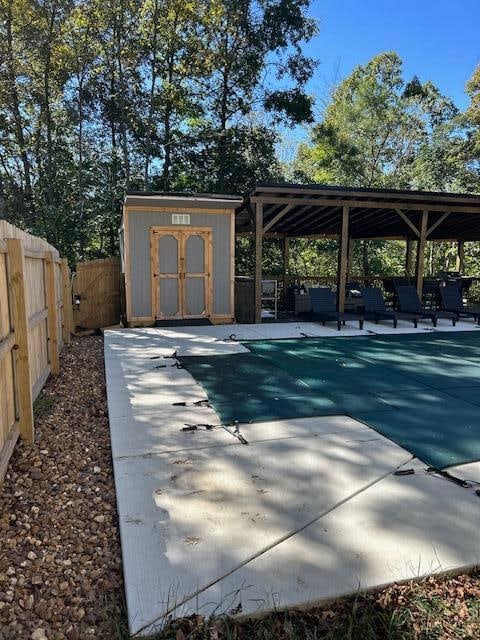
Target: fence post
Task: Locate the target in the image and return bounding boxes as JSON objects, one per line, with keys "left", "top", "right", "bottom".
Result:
{"left": 61, "top": 258, "right": 72, "bottom": 344}
{"left": 45, "top": 252, "right": 60, "bottom": 374}
{"left": 7, "top": 239, "right": 34, "bottom": 444}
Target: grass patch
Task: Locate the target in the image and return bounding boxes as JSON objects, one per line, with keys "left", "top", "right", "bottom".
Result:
{"left": 140, "top": 572, "right": 480, "bottom": 640}
{"left": 99, "top": 591, "right": 130, "bottom": 640}
{"left": 33, "top": 392, "right": 55, "bottom": 420}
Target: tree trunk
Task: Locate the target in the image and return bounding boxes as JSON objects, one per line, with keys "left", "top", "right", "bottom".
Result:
{"left": 161, "top": 8, "right": 180, "bottom": 191}
{"left": 109, "top": 68, "right": 118, "bottom": 256}
{"left": 217, "top": 64, "right": 229, "bottom": 193}
{"left": 77, "top": 75, "right": 85, "bottom": 258}
{"left": 115, "top": 9, "right": 130, "bottom": 185}
{"left": 0, "top": 174, "right": 6, "bottom": 217}
{"left": 43, "top": 5, "right": 57, "bottom": 219}
{"left": 144, "top": 0, "right": 159, "bottom": 189}
{"left": 5, "top": 1, "right": 35, "bottom": 224}
{"left": 362, "top": 240, "right": 370, "bottom": 276}
{"left": 215, "top": 28, "right": 231, "bottom": 193}
{"left": 161, "top": 54, "right": 174, "bottom": 191}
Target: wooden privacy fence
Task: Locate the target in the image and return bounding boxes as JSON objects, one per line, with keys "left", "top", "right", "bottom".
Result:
{"left": 0, "top": 221, "right": 73, "bottom": 482}
{"left": 73, "top": 257, "right": 120, "bottom": 330}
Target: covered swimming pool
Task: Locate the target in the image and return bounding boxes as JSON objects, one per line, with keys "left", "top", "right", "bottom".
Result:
{"left": 180, "top": 331, "right": 480, "bottom": 470}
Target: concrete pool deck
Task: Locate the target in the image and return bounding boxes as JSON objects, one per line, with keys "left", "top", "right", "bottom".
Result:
{"left": 104, "top": 320, "right": 480, "bottom": 636}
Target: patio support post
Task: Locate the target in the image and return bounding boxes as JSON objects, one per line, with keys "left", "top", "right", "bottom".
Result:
{"left": 254, "top": 201, "right": 263, "bottom": 323}
{"left": 416, "top": 211, "right": 428, "bottom": 298}
{"left": 405, "top": 237, "right": 413, "bottom": 277}
{"left": 283, "top": 233, "right": 289, "bottom": 307}
{"left": 337, "top": 205, "right": 349, "bottom": 312}
{"left": 456, "top": 240, "right": 465, "bottom": 273}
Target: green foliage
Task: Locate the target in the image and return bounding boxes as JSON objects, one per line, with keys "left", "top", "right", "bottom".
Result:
{"left": 289, "top": 52, "right": 480, "bottom": 278}
{"left": 33, "top": 393, "right": 55, "bottom": 421}
{"left": 293, "top": 52, "right": 462, "bottom": 190}
{"left": 0, "top": 0, "right": 317, "bottom": 262}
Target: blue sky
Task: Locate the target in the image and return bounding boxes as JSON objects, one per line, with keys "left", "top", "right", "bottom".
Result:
{"left": 304, "top": 0, "right": 479, "bottom": 111}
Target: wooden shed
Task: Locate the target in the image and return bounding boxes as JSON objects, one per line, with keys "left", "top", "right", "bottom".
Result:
{"left": 120, "top": 192, "right": 242, "bottom": 326}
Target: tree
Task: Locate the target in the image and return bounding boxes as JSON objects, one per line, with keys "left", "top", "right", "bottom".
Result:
{"left": 294, "top": 53, "right": 459, "bottom": 189}
{"left": 463, "top": 64, "right": 480, "bottom": 192}
{"left": 0, "top": 0, "right": 35, "bottom": 223}
{"left": 0, "top": 0, "right": 317, "bottom": 261}
{"left": 292, "top": 52, "right": 464, "bottom": 275}
{"left": 181, "top": 0, "right": 317, "bottom": 193}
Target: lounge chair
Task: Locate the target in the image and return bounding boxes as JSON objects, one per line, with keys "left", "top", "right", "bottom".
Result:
{"left": 439, "top": 286, "right": 480, "bottom": 324}
{"left": 396, "top": 285, "right": 456, "bottom": 327}
{"left": 310, "top": 287, "right": 364, "bottom": 331}
{"left": 390, "top": 277, "right": 413, "bottom": 309}
{"left": 361, "top": 287, "right": 420, "bottom": 328}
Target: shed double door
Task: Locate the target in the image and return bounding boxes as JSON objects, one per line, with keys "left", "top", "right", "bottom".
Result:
{"left": 151, "top": 227, "right": 212, "bottom": 320}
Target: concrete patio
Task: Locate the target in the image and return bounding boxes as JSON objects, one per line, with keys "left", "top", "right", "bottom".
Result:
{"left": 104, "top": 321, "right": 480, "bottom": 636}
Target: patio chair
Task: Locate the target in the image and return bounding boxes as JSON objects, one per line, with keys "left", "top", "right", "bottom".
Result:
{"left": 391, "top": 277, "right": 413, "bottom": 309}
{"left": 396, "top": 285, "right": 456, "bottom": 327}
{"left": 361, "top": 287, "right": 420, "bottom": 328}
{"left": 439, "top": 286, "right": 480, "bottom": 324}
{"left": 310, "top": 287, "right": 364, "bottom": 331}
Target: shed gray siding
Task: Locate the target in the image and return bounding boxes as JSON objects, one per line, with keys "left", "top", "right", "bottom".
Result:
{"left": 128, "top": 211, "right": 232, "bottom": 318}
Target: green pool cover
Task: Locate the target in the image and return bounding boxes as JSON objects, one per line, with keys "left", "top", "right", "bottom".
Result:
{"left": 179, "top": 331, "right": 480, "bottom": 469}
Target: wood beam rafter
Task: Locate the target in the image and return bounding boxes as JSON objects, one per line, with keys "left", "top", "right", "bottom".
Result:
{"left": 250, "top": 195, "right": 480, "bottom": 215}
{"left": 263, "top": 199, "right": 308, "bottom": 233}
{"left": 395, "top": 209, "right": 420, "bottom": 237}
{"left": 285, "top": 206, "right": 342, "bottom": 233}
{"left": 426, "top": 211, "right": 450, "bottom": 237}
{"left": 352, "top": 209, "right": 413, "bottom": 236}
{"left": 278, "top": 203, "right": 337, "bottom": 232}
{"left": 274, "top": 205, "right": 316, "bottom": 231}
{"left": 302, "top": 207, "right": 395, "bottom": 238}
{"left": 254, "top": 185, "right": 480, "bottom": 207}
{"left": 416, "top": 211, "right": 428, "bottom": 297}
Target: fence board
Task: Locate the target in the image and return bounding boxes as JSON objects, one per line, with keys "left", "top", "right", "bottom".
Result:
{"left": 0, "top": 222, "right": 71, "bottom": 484}
{"left": 0, "top": 248, "right": 16, "bottom": 458}
{"left": 73, "top": 257, "right": 120, "bottom": 329}
{"left": 7, "top": 238, "right": 34, "bottom": 443}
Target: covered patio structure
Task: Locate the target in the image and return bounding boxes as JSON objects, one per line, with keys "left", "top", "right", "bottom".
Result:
{"left": 235, "top": 183, "right": 480, "bottom": 323}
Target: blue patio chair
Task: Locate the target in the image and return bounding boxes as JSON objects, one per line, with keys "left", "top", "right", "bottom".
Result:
{"left": 396, "top": 285, "right": 456, "bottom": 327}
{"left": 439, "top": 286, "right": 480, "bottom": 324}
{"left": 361, "top": 287, "right": 419, "bottom": 328}
{"left": 310, "top": 287, "right": 364, "bottom": 331}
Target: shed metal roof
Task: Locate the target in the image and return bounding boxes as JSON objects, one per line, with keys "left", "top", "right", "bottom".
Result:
{"left": 125, "top": 191, "right": 242, "bottom": 209}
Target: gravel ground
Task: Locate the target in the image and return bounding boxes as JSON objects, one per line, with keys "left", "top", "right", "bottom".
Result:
{"left": 2, "top": 335, "right": 480, "bottom": 640}
{"left": 0, "top": 336, "right": 126, "bottom": 640}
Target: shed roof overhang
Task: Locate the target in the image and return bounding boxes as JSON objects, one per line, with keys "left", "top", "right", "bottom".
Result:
{"left": 236, "top": 183, "right": 480, "bottom": 240}
{"left": 125, "top": 191, "right": 242, "bottom": 211}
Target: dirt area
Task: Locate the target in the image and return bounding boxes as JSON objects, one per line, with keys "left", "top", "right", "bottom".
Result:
{"left": 159, "top": 573, "right": 480, "bottom": 640}
{"left": 0, "top": 337, "right": 126, "bottom": 640}
{"left": 1, "top": 335, "right": 480, "bottom": 640}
